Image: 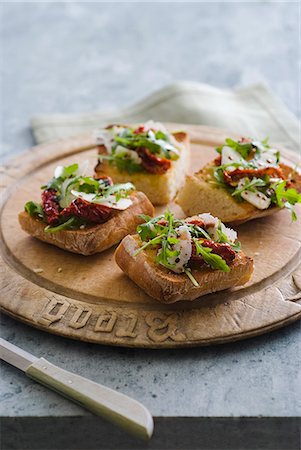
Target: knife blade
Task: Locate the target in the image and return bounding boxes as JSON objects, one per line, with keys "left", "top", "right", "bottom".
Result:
{"left": 0, "top": 338, "right": 153, "bottom": 440}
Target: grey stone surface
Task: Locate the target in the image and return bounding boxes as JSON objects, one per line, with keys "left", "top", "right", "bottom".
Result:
{"left": 1, "top": 315, "right": 301, "bottom": 418}
{"left": 1, "top": 2, "right": 300, "bottom": 159}
{"left": 1, "top": 0, "right": 300, "bottom": 424}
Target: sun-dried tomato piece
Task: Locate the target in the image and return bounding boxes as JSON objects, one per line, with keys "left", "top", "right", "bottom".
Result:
{"left": 133, "top": 125, "right": 146, "bottom": 135}
{"left": 223, "top": 166, "right": 284, "bottom": 186}
{"left": 214, "top": 155, "right": 222, "bottom": 166}
{"left": 157, "top": 219, "right": 168, "bottom": 226}
{"left": 185, "top": 218, "right": 205, "bottom": 228}
{"left": 137, "top": 148, "right": 171, "bottom": 174}
{"left": 60, "top": 198, "right": 111, "bottom": 224}
{"left": 41, "top": 189, "right": 60, "bottom": 225}
{"left": 189, "top": 239, "right": 236, "bottom": 268}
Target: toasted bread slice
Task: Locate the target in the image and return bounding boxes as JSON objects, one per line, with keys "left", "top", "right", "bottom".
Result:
{"left": 94, "top": 131, "right": 190, "bottom": 205}
{"left": 176, "top": 162, "right": 301, "bottom": 226}
{"left": 115, "top": 234, "right": 253, "bottom": 304}
{"left": 19, "top": 192, "right": 154, "bottom": 255}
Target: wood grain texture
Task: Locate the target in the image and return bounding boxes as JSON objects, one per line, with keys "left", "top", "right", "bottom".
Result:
{"left": 0, "top": 124, "right": 300, "bottom": 348}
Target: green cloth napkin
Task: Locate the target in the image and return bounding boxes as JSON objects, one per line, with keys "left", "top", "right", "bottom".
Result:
{"left": 31, "top": 82, "right": 300, "bottom": 152}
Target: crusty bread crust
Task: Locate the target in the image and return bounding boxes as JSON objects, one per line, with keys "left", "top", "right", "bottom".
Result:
{"left": 94, "top": 131, "right": 190, "bottom": 205}
{"left": 176, "top": 162, "right": 301, "bottom": 226}
{"left": 19, "top": 192, "right": 154, "bottom": 255}
{"left": 115, "top": 235, "right": 254, "bottom": 304}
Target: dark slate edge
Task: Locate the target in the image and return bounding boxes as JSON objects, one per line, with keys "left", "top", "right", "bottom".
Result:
{"left": 1, "top": 416, "right": 300, "bottom": 450}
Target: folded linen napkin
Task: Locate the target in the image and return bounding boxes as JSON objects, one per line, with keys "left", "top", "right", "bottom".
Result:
{"left": 31, "top": 81, "right": 300, "bottom": 152}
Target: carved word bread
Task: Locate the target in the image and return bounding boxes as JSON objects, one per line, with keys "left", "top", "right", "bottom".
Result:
{"left": 176, "top": 137, "right": 301, "bottom": 225}
{"left": 115, "top": 211, "right": 254, "bottom": 303}
{"left": 19, "top": 162, "right": 154, "bottom": 255}
{"left": 94, "top": 121, "right": 190, "bottom": 205}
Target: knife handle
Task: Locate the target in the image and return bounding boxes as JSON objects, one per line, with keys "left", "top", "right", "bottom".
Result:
{"left": 26, "top": 358, "right": 153, "bottom": 440}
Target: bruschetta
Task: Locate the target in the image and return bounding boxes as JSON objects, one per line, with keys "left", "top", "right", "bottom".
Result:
{"left": 94, "top": 121, "right": 190, "bottom": 205}
{"left": 19, "top": 162, "right": 154, "bottom": 255}
{"left": 115, "top": 211, "right": 253, "bottom": 303}
{"left": 176, "top": 137, "right": 301, "bottom": 225}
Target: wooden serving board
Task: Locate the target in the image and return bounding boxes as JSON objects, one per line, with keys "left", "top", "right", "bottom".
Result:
{"left": 1, "top": 124, "right": 301, "bottom": 348}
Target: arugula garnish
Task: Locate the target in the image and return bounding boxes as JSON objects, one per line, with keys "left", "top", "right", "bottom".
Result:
{"left": 113, "top": 130, "right": 179, "bottom": 160}
{"left": 184, "top": 268, "right": 199, "bottom": 287}
{"left": 272, "top": 181, "right": 301, "bottom": 221}
{"left": 215, "top": 221, "right": 228, "bottom": 243}
{"left": 215, "top": 220, "right": 241, "bottom": 252}
{"left": 216, "top": 138, "right": 254, "bottom": 159}
{"left": 114, "top": 135, "right": 161, "bottom": 155}
{"left": 24, "top": 163, "right": 136, "bottom": 232}
{"left": 25, "top": 201, "right": 45, "bottom": 219}
{"left": 137, "top": 215, "right": 165, "bottom": 241}
{"left": 273, "top": 181, "right": 301, "bottom": 206}
{"left": 78, "top": 177, "right": 101, "bottom": 193}
{"left": 211, "top": 166, "right": 236, "bottom": 194}
{"left": 41, "top": 163, "right": 79, "bottom": 190}
{"left": 261, "top": 137, "right": 270, "bottom": 147}
{"left": 135, "top": 211, "right": 239, "bottom": 285}
{"left": 229, "top": 241, "right": 241, "bottom": 252}
{"left": 59, "top": 163, "right": 79, "bottom": 178}
{"left": 212, "top": 137, "right": 301, "bottom": 220}
{"left": 232, "top": 177, "right": 267, "bottom": 199}
{"left": 44, "top": 217, "right": 86, "bottom": 233}
{"left": 193, "top": 239, "right": 230, "bottom": 272}
{"left": 99, "top": 154, "right": 143, "bottom": 174}
{"left": 134, "top": 233, "right": 165, "bottom": 256}
{"left": 188, "top": 224, "right": 211, "bottom": 240}
{"left": 99, "top": 125, "right": 180, "bottom": 174}
{"left": 137, "top": 212, "right": 182, "bottom": 242}
{"left": 155, "top": 237, "right": 180, "bottom": 270}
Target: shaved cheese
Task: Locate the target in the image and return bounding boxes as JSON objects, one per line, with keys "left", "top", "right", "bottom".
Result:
{"left": 146, "top": 129, "right": 180, "bottom": 159}
{"left": 54, "top": 165, "right": 64, "bottom": 178}
{"left": 269, "top": 177, "right": 283, "bottom": 183}
{"left": 198, "top": 213, "right": 219, "bottom": 237}
{"left": 236, "top": 179, "right": 271, "bottom": 209}
{"left": 76, "top": 159, "right": 89, "bottom": 176}
{"left": 220, "top": 223, "right": 237, "bottom": 243}
{"left": 167, "top": 225, "right": 192, "bottom": 273}
{"left": 114, "top": 145, "right": 142, "bottom": 164}
{"left": 198, "top": 213, "right": 218, "bottom": 226}
{"left": 256, "top": 149, "right": 278, "bottom": 168}
{"left": 241, "top": 189, "right": 271, "bottom": 209}
{"left": 59, "top": 178, "right": 77, "bottom": 208}
{"left": 197, "top": 213, "right": 237, "bottom": 243}
{"left": 71, "top": 190, "right": 132, "bottom": 210}
{"left": 98, "top": 196, "right": 133, "bottom": 210}
{"left": 198, "top": 213, "right": 237, "bottom": 242}
{"left": 221, "top": 146, "right": 246, "bottom": 171}
{"left": 95, "top": 129, "right": 115, "bottom": 153}
{"left": 252, "top": 140, "right": 266, "bottom": 152}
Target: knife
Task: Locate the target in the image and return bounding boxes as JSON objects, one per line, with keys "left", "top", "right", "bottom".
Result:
{"left": 0, "top": 338, "right": 153, "bottom": 440}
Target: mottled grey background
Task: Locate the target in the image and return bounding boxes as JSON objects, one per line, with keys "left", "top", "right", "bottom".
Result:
{"left": 1, "top": 1, "right": 300, "bottom": 160}
{"left": 1, "top": 0, "right": 300, "bottom": 434}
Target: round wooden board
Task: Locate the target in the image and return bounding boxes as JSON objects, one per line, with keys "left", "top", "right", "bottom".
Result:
{"left": 1, "top": 124, "right": 301, "bottom": 348}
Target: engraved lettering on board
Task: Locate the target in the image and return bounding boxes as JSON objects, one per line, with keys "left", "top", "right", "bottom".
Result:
{"left": 145, "top": 312, "right": 186, "bottom": 342}
{"left": 37, "top": 298, "right": 70, "bottom": 326}
{"left": 94, "top": 311, "right": 117, "bottom": 333}
{"left": 69, "top": 306, "right": 92, "bottom": 329}
{"left": 115, "top": 313, "right": 138, "bottom": 338}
